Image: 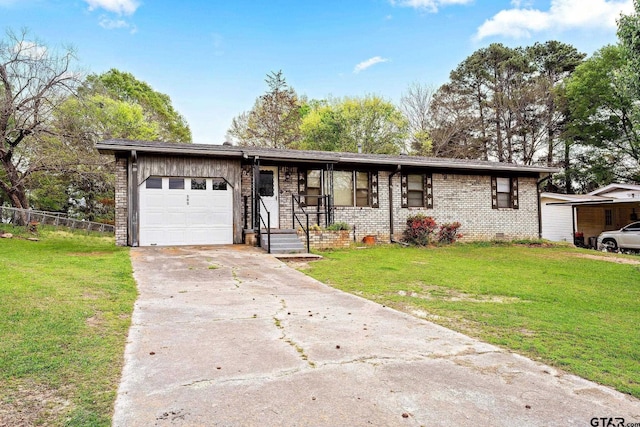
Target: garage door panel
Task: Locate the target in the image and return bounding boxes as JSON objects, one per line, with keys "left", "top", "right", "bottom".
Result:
{"left": 139, "top": 177, "right": 233, "bottom": 246}
{"left": 144, "top": 212, "right": 168, "bottom": 227}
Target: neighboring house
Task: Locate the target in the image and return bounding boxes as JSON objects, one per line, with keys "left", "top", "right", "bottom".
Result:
{"left": 542, "top": 184, "right": 640, "bottom": 246}
{"left": 96, "top": 139, "right": 557, "bottom": 247}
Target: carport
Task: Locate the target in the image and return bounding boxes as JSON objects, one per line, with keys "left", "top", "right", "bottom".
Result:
{"left": 548, "top": 198, "right": 640, "bottom": 248}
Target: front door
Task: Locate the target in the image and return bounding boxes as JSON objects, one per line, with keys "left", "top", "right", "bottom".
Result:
{"left": 258, "top": 166, "right": 279, "bottom": 228}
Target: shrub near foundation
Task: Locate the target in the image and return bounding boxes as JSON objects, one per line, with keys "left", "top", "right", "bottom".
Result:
{"left": 403, "top": 215, "right": 461, "bottom": 246}
{"left": 402, "top": 214, "right": 437, "bottom": 246}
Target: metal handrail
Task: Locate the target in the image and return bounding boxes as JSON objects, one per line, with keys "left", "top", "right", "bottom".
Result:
{"left": 256, "top": 196, "right": 271, "bottom": 254}
{"left": 291, "top": 194, "right": 310, "bottom": 253}
{"left": 291, "top": 194, "right": 333, "bottom": 228}
{"left": 0, "top": 206, "right": 115, "bottom": 233}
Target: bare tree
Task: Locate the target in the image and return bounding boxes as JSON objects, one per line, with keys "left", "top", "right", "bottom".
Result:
{"left": 399, "top": 82, "right": 435, "bottom": 155}
{"left": 0, "top": 29, "right": 79, "bottom": 214}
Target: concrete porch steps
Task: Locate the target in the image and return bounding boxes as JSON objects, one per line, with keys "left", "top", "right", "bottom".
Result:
{"left": 259, "top": 229, "right": 306, "bottom": 254}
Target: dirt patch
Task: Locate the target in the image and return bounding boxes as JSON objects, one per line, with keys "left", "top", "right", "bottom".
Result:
{"left": 281, "top": 260, "right": 312, "bottom": 270}
{"left": 86, "top": 311, "right": 103, "bottom": 327}
{"left": 397, "top": 286, "right": 521, "bottom": 303}
{"left": 573, "top": 253, "right": 640, "bottom": 265}
{"left": 0, "top": 381, "right": 72, "bottom": 427}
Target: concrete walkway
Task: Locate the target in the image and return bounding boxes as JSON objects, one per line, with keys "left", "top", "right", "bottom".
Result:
{"left": 113, "top": 246, "right": 640, "bottom": 426}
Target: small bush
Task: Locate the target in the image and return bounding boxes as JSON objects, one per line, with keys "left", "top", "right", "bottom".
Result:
{"left": 437, "top": 222, "right": 462, "bottom": 244}
{"left": 403, "top": 214, "right": 438, "bottom": 246}
{"left": 325, "top": 222, "right": 350, "bottom": 231}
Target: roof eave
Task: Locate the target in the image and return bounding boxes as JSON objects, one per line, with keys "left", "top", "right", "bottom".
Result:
{"left": 95, "top": 139, "right": 559, "bottom": 174}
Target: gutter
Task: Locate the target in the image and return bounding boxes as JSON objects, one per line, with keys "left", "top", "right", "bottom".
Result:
{"left": 536, "top": 174, "right": 552, "bottom": 239}
{"left": 388, "top": 165, "right": 402, "bottom": 243}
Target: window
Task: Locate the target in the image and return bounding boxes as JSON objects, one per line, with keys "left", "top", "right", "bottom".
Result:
{"left": 492, "top": 177, "right": 518, "bottom": 209}
{"left": 356, "top": 172, "right": 369, "bottom": 207}
{"left": 191, "top": 178, "right": 206, "bottom": 190}
{"left": 605, "top": 209, "right": 613, "bottom": 226}
{"left": 407, "top": 174, "right": 425, "bottom": 207}
{"left": 306, "top": 170, "right": 322, "bottom": 206}
{"left": 258, "top": 170, "right": 274, "bottom": 197}
{"left": 212, "top": 178, "right": 228, "bottom": 191}
{"left": 169, "top": 178, "right": 185, "bottom": 190}
{"left": 626, "top": 222, "right": 640, "bottom": 231}
{"left": 333, "top": 171, "right": 353, "bottom": 206}
{"left": 401, "top": 173, "right": 433, "bottom": 208}
{"left": 496, "top": 177, "right": 511, "bottom": 208}
{"left": 145, "top": 177, "right": 162, "bottom": 189}
{"left": 300, "top": 170, "right": 377, "bottom": 207}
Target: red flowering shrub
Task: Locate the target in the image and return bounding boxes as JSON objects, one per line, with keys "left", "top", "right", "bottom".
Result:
{"left": 437, "top": 222, "right": 462, "bottom": 244}
{"left": 402, "top": 214, "right": 437, "bottom": 246}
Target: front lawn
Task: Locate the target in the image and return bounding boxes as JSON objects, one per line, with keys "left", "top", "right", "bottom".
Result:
{"left": 0, "top": 228, "right": 136, "bottom": 426}
{"left": 302, "top": 244, "right": 640, "bottom": 398}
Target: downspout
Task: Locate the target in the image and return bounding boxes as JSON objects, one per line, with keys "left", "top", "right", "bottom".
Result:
{"left": 130, "top": 150, "right": 139, "bottom": 247}
{"left": 252, "top": 156, "right": 260, "bottom": 230}
{"left": 389, "top": 165, "right": 401, "bottom": 243}
{"left": 537, "top": 173, "right": 552, "bottom": 239}
{"left": 571, "top": 204, "right": 577, "bottom": 244}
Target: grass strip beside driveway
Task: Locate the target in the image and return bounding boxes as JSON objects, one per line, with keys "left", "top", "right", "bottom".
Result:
{"left": 0, "top": 229, "right": 136, "bottom": 426}
{"left": 301, "top": 244, "right": 640, "bottom": 398}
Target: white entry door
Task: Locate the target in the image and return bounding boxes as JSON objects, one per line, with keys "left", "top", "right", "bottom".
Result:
{"left": 139, "top": 177, "right": 233, "bottom": 246}
{"left": 258, "top": 166, "right": 279, "bottom": 228}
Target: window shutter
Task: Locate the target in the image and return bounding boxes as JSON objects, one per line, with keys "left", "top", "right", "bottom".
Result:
{"left": 511, "top": 177, "right": 519, "bottom": 209}
{"left": 491, "top": 176, "right": 498, "bottom": 209}
{"left": 371, "top": 171, "right": 379, "bottom": 208}
{"left": 425, "top": 173, "right": 433, "bottom": 209}
{"left": 298, "top": 169, "right": 307, "bottom": 207}
{"left": 401, "top": 173, "right": 408, "bottom": 208}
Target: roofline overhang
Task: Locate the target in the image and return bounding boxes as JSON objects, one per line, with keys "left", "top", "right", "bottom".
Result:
{"left": 96, "top": 139, "right": 559, "bottom": 175}
{"left": 547, "top": 199, "right": 640, "bottom": 206}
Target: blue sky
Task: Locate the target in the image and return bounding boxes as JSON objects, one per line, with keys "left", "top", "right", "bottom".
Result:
{"left": 0, "top": 0, "right": 633, "bottom": 144}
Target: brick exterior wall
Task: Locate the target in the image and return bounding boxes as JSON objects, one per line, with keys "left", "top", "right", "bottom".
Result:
{"left": 234, "top": 164, "right": 540, "bottom": 244}
{"left": 391, "top": 173, "right": 539, "bottom": 241}
{"left": 241, "top": 168, "right": 252, "bottom": 230}
{"left": 279, "top": 167, "right": 298, "bottom": 230}
{"left": 297, "top": 230, "right": 354, "bottom": 249}
{"left": 278, "top": 169, "right": 540, "bottom": 243}
{"left": 332, "top": 172, "right": 391, "bottom": 242}
{"left": 115, "top": 156, "right": 128, "bottom": 246}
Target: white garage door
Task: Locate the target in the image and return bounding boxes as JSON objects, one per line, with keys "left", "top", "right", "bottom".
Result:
{"left": 139, "top": 176, "right": 233, "bottom": 246}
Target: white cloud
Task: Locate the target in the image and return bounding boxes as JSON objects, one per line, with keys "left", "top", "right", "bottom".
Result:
{"left": 99, "top": 17, "right": 128, "bottom": 29}
{"left": 84, "top": 0, "right": 140, "bottom": 15}
{"left": 475, "top": 0, "right": 634, "bottom": 40}
{"left": 389, "top": 0, "right": 473, "bottom": 13}
{"left": 98, "top": 16, "right": 137, "bottom": 33}
{"left": 353, "top": 56, "right": 390, "bottom": 74}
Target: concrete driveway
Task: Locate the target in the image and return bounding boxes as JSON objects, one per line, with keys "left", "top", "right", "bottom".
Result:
{"left": 113, "top": 246, "right": 640, "bottom": 427}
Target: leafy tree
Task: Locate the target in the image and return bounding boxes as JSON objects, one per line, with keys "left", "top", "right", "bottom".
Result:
{"left": 228, "top": 70, "right": 302, "bottom": 148}
{"left": 0, "top": 29, "right": 79, "bottom": 217}
{"left": 430, "top": 41, "right": 584, "bottom": 168}
{"left": 299, "top": 95, "right": 408, "bottom": 154}
{"left": 617, "top": 0, "right": 640, "bottom": 99}
{"left": 81, "top": 69, "right": 191, "bottom": 143}
{"left": 564, "top": 45, "right": 640, "bottom": 186}
{"left": 526, "top": 41, "right": 585, "bottom": 166}
{"left": 51, "top": 70, "right": 191, "bottom": 221}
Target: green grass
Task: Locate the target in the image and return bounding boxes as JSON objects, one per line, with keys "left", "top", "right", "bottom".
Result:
{"left": 303, "top": 244, "right": 640, "bottom": 398}
{"left": 0, "top": 226, "right": 136, "bottom": 426}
